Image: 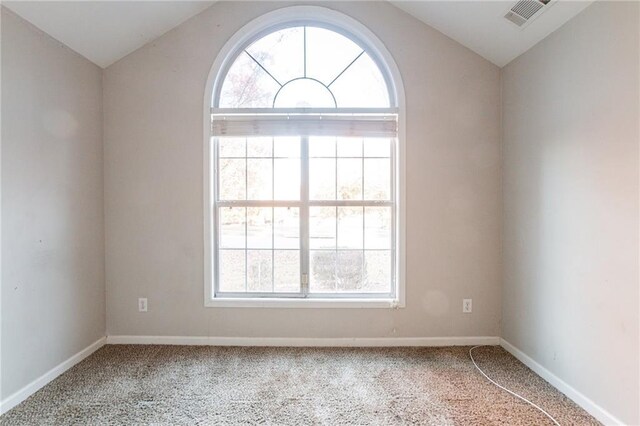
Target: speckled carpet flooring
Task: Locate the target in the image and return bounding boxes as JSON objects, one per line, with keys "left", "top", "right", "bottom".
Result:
{"left": 1, "top": 345, "right": 599, "bottom": 425}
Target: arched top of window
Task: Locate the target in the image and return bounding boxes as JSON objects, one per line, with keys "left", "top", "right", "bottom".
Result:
{"left": 216, "top": 25, "right": 391, "bottom": 109}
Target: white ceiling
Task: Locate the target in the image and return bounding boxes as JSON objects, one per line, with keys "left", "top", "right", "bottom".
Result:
{"left": 3, "top": 1, "right": 215, "bottom": 68}
{"left": 391, "top": 0, "right": 593, "bottom": 67}
{"left": 4, "top": 1, "right": 593, "bottom": 69}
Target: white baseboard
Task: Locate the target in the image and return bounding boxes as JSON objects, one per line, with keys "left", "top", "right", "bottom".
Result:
{"left": 0, "top": 337, "right": 106, "bottom": 416}
{"left": 500, "top": 339, "right": 623, "bottom": 426}
{"left": 106, "top": 335, "right": 500, "bottom": 347}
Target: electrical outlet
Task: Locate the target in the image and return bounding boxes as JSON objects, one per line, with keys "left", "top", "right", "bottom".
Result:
{"left": 463, "top": 299, "right": 472, "bottom": 313}
{"left": 138, "top": 298, "right": 148, "bottom": 312}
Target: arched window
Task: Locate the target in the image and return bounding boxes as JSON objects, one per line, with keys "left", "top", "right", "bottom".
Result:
{"left": 205, "top": 7, "right": 404, "bottom": 307}
{"left": 218, "top": 26, "right": 389, "bottom": 109}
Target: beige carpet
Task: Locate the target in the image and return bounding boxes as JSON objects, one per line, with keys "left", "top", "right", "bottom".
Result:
{"left": 1, "top": 345, "right": 599, "bottom": 425}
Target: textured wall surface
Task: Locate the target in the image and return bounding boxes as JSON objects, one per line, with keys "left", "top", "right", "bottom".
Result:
{"left": 104, "top": 1, "right": 502, "bottom": 339}
{"left": 1, "top": 9, "right": 105, "bottom": 399}
{"left": 502, "top": 2, "right": 639, "bottom": 424}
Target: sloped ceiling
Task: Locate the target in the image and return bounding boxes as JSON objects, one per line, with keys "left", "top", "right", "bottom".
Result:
{"left": 391, "top": 0, "right": 593, "bottom": 67}
{"left": 4, "top": 1, "right": 593, "bottom": 69}
{"left": 3, "top": 1, "right": 215, "bottom": 68}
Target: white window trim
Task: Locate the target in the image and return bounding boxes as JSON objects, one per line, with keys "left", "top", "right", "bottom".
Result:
{"left": 203, "top": 6, "right": 406, "bottom": 308}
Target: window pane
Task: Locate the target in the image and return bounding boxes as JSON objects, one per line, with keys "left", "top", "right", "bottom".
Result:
{"left": 364, "top": 159, "right": 390, "bottom": 200}
{"left": 274, "top": 207, "right": 299, "bottom": 249}
{"left": 309, "top": 158, "right": 336, "bottom": 200}
{"left": 274, "top": 250, "right": 300, "bottom": 292}
{"left": 219, "top": 159, "right": 245, "bottom": 200}
{"left": 218, "top": 137, "right": 245, "bottom": 158}
{"left": 219, "top": 207, "right": 245, "bottom": 249}
{"left": 365, "top": 207, "right": 392, "bottom": 249}
{"left": 247, "top": 159, "right": 272, "bottom": 200}
{"left": 310, "top": 207, "right": 336, "bottom": 249}
{"left": 364, "top": 138, "right": 390, "bottom": 158}
{"left": 247, "top": 250, "right": 272, "bottom": 292}
{"left": 247, "top": 137, "right": 272, "bottom": 157}
{"left": 337, "top": 137, "right": 362, "bottom": 157}
{"left": 245, "top": 27, "right": 303, "bottom": 86}
{"left": 306, "top": 27, "right": 363, "bottom": 86}
{"left": 274, "top": 137, "right": 300, "bottom": 158}
{"left": 337, "top": 158, "right": 362, "bottom": 200}
{"left": 364, "top": 250, "right": 392, "bottom": 292}
{"left": 219, "top": 250, "right": 245, "bottom": 292}
{"left": 274, "top": 79, "right": 335, "bottom": 108}
{"left": 274, "top": 159, "right": 300, "bottom": 200}
{"left": 219, "top": 52, "right": 280, "bottom": 108}
{"left": 330, "top": 53, "right": 390, "bottom": 108}
{"left": 309, "top": 250, "right": 336, "bottom": 292}
{"left": 247, "top": 207, "right": 272, "bottom": 249}
{"left": 336, "top": 250, "right": 364, "bottom": 292}
{"left": 309, "top": 136, "right": 335, "bottom": 157}
{"left": 338, "top": 207, "right": 363, "bottom": 249}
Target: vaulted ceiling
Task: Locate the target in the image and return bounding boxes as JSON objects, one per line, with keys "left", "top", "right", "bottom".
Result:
{"left": 3, "top": 1, "right": 593, "bottom": 69}
{"left": 3, "top": 1, "right": 216, "bottom": 68}
{"left": 391, "top": 1, "right": 593, "bottom": 66}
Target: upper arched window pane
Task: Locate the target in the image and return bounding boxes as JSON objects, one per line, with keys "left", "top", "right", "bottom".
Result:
{"left": 218, "top": 26, "right": 390, "bottom": 108}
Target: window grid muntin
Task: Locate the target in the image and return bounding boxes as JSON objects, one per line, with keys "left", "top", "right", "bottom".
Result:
{"left": 213, "top": 135, "right": 396, "bottom": 299}
{"left": 238, "top": 34, "right": 369, "bottom": 108}
{"left": 273, "top": 77, "right": 337, "bottom": 108}
{"left": 213, "top": 22, "right": 395, "bottom": 109}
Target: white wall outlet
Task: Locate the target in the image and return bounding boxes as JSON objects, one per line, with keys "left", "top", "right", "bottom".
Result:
{"left": 138, "top": 298, "right": 148, "bottom": 312}
{"left": 463, "top": 298, "right": 472, "bottom": 313}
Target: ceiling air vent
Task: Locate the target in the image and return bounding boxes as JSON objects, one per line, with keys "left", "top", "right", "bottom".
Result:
{"left": 504, "top": 0, "right": 552, "bottom": 28}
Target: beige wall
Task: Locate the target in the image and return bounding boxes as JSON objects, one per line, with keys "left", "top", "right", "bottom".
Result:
{"left": 1, "top": 9, "right": 105, "bottom": 399}
{"left": 104, "top": 1, "right": 502, "bottom": 338}
{"left": 502, "top": 1, "right": 639, "bottom": 424}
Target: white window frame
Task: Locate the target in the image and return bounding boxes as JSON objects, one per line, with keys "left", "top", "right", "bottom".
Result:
{"left": 203, "top": 6, "right": 406, "bottom": 308}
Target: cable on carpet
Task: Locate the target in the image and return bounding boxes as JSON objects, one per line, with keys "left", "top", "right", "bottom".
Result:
{"left": 469, "top": 346, "right": 561, "bottom": 426}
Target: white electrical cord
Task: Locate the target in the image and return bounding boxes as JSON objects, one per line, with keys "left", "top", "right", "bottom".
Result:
{"left": 469, "top": 346, "right": 561, "bottom": 426}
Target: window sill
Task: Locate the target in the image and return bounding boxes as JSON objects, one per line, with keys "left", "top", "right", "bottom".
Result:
{"left": 205, "top": 298, "right": 404, "bottom": 309}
